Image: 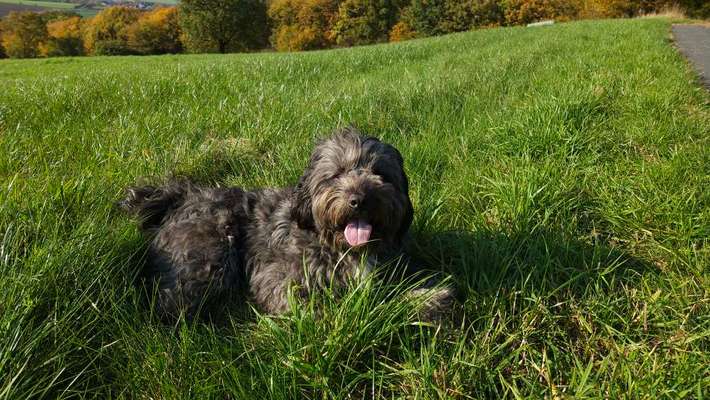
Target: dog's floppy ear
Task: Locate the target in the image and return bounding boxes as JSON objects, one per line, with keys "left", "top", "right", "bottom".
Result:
{"left": 292, "top": 167, "right": 315, "bottom": 230}
{"left": 396, "top": 174, "right": 414, "bottom": 243}
{"left": 390, "top": 144, "right": 413, "bottom": 242}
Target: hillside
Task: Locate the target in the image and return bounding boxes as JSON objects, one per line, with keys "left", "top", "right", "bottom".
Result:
{"left": 0, "top": 18, "right": 708, "bottom": 398}
{"left": 0, "top": 0, "right": 176, "bottom": 18}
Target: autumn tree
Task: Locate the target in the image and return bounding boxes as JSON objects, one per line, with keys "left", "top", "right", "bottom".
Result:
{"left": 83, "top": 6, "right": 142, "bottom": 55}
{"left": 0, "top": 23, "right": 6, "bottom": 58}
{"left": 0, "top": 11, "right": 47, "bottom": 58}
{"left": 41, "top": 16, "right": 84, "bottom": 57}
{"left": 127, "top": 7, "right": 182, "bottom": 54}
{"left": 180, "top": 0, "right": 268, "bottom": 53}
{"left": 388, "top": 20, "right": 416, "bottom": 41}
{"left": 268, "top": 0, "right": 340, "bottom": 51}
{"left": 331, "top": 0, "right": 401, "bottom": 46}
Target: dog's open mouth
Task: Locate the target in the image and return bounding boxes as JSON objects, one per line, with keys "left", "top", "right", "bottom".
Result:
{"left": 344, "top": 219, "right": 372, "bottom": 247}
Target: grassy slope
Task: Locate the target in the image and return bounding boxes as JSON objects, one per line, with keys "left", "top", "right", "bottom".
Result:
{"left": 0, "top": 0, "right": 76, "bottom": 9}
{"left": 0, "top": 18, "right": 708, "bottom": 399}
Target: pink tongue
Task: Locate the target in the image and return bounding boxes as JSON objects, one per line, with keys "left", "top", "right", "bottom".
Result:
{"left": 344, "top": 220, "right": 372, "bottom": 247}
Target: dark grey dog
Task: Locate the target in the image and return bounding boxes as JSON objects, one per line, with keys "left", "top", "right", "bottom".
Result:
{"left": 121, "top": 127, "right": 453, "bottom": 320}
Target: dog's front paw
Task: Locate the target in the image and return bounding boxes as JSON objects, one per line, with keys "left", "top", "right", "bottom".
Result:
{"left": 409, "top": 286, "right": 457, "bottom": 324}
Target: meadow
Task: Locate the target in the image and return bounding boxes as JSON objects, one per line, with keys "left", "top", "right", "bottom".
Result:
{"left": 0, "top": 0, "right": 91, "bottom": 17}
{"left": 0, "top": 17, "right": 708, "bottom": 398}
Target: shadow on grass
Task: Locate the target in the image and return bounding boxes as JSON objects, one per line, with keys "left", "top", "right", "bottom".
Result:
{"left": 408, "top": 226, "right": 656, "bottom": 308}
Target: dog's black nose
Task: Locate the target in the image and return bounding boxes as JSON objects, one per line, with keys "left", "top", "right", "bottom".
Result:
{"left": 348, "top": 194, "right": 363, "bottom": 209}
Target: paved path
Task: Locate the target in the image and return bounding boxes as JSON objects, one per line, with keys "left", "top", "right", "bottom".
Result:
{"left": 672, "top": 25, "right": 710, "bottom": 89}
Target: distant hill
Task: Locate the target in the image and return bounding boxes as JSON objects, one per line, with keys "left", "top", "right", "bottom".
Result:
{"left": 0, "top": 0, "right": 176, "bottom": 17}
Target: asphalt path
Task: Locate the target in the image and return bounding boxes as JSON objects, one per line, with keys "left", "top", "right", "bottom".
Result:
{"left": 672, "top": 24, "right": 710, "bottom": 89}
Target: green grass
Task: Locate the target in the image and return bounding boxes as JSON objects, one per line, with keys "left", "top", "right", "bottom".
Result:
{"left": 0, "top": 0, "right": 76, "bottom": 9}
{"left": 142, "top": 0, "right": 178, "bottom": 5}
{"left": 1, "top": 18, "right": 708, "bottom": 399}
{"left": 73, "top": 7, "right": 98, "bottom": 17}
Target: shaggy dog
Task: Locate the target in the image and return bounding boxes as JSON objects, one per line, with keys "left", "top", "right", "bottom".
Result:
{"left": 121, "top": 127, "right": 453, "bottom": 320}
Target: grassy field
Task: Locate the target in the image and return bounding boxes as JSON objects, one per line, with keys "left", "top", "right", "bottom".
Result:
{"left": 0, "top": 0, "right": 172, "bottom": 17}
{"left": 0, "top": 0, "right": 76, "bottom": 9}
{"left": 0, "top": 0, "right": 78, "bottom": 17}
{"left": 0, "top": 2, "right": 43, "bottom": 15}
{"left": 0, "top": 18, "right": 708, "bottom": 399}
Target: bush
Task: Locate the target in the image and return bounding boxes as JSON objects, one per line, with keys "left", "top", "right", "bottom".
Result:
{"left": 268, "top": 0, "right": 339, "bottom": 51}
{"left": 41, "top": 16, "right": 84, "bottom": 57}
{"left": 691, "top": 2, "right": 710, "bottom": 18}
{"left": 180, "top": 0, "right": 268, "bottom": 53}
{"left": 0, "top": 11, "right": 47, "bottom": 58}
{"left": 84, "top": 7, "right": 142, "bottom": 55}
{"left": 503, "top": 0, "right": 581, "bottom": 25}
{"left": 331, "top": 0, "right": 400, "bottom": 46}
{"left": 578, "top": 0, "right": 639, "bottom": 18}
{"left": 127, "top": 7, "right": 182, "bottom": 54}
{"left": 388, "top": 20, "right": 416, "bottom": 41}
{"left": 93, "top": 39, "right": 138, "bottom": 55}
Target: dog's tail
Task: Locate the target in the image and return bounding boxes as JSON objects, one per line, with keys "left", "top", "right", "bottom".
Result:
{"left": 118, "top": 181, "right": 190, "bottom": 231}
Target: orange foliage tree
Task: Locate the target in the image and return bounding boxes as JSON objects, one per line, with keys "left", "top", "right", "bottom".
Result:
{"left": 268, "top": 0, "right": 340, "bottom": 51}
{"left": 83, "top": 6, "right": 142, "bottom": 55}
{"left": 127, "top": 7, "right": 182, "bottom": 54}
{"left": 0, "top": 11, "right": 48, "bottom": 58}
{"left": 41, "top": 16, "right": 84, "bottom": 57}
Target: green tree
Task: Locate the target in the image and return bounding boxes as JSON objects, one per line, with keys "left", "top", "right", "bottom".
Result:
{"left": 331, "top": 0, "right": 400, "bottom": 46}
{"left": 439, "top": 0, "right": 504, "bottom": 32}
{"left": 180, "top": 0, "right": 268, "bottom": 53}
{"left": 403, "top": 0, "right": 445, "bottom": 37}
{"left": 400, "top": 0, "right": 504, "bottom": 38}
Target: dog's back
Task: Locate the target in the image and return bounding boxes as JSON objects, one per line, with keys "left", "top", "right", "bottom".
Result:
{"left": 120, "top": 181, "right": 249, "bottom": 319}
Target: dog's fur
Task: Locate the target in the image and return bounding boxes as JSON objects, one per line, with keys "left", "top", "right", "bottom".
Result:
{"left": 121, "top": 127, "right": 453, "bottom": 320}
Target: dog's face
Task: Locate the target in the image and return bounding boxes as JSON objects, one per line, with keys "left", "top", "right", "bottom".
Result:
{"left": 292, "top": 128, "right": 413, "bottom": 250}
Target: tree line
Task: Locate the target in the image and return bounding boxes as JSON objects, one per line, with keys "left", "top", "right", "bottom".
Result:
{"left": 0, "top": 0, "right": 707, "bottom": 58}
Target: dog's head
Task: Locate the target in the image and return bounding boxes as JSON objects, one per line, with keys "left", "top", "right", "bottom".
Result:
{"left": 292, "top": 127, "right": 413, "bottom": 250}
